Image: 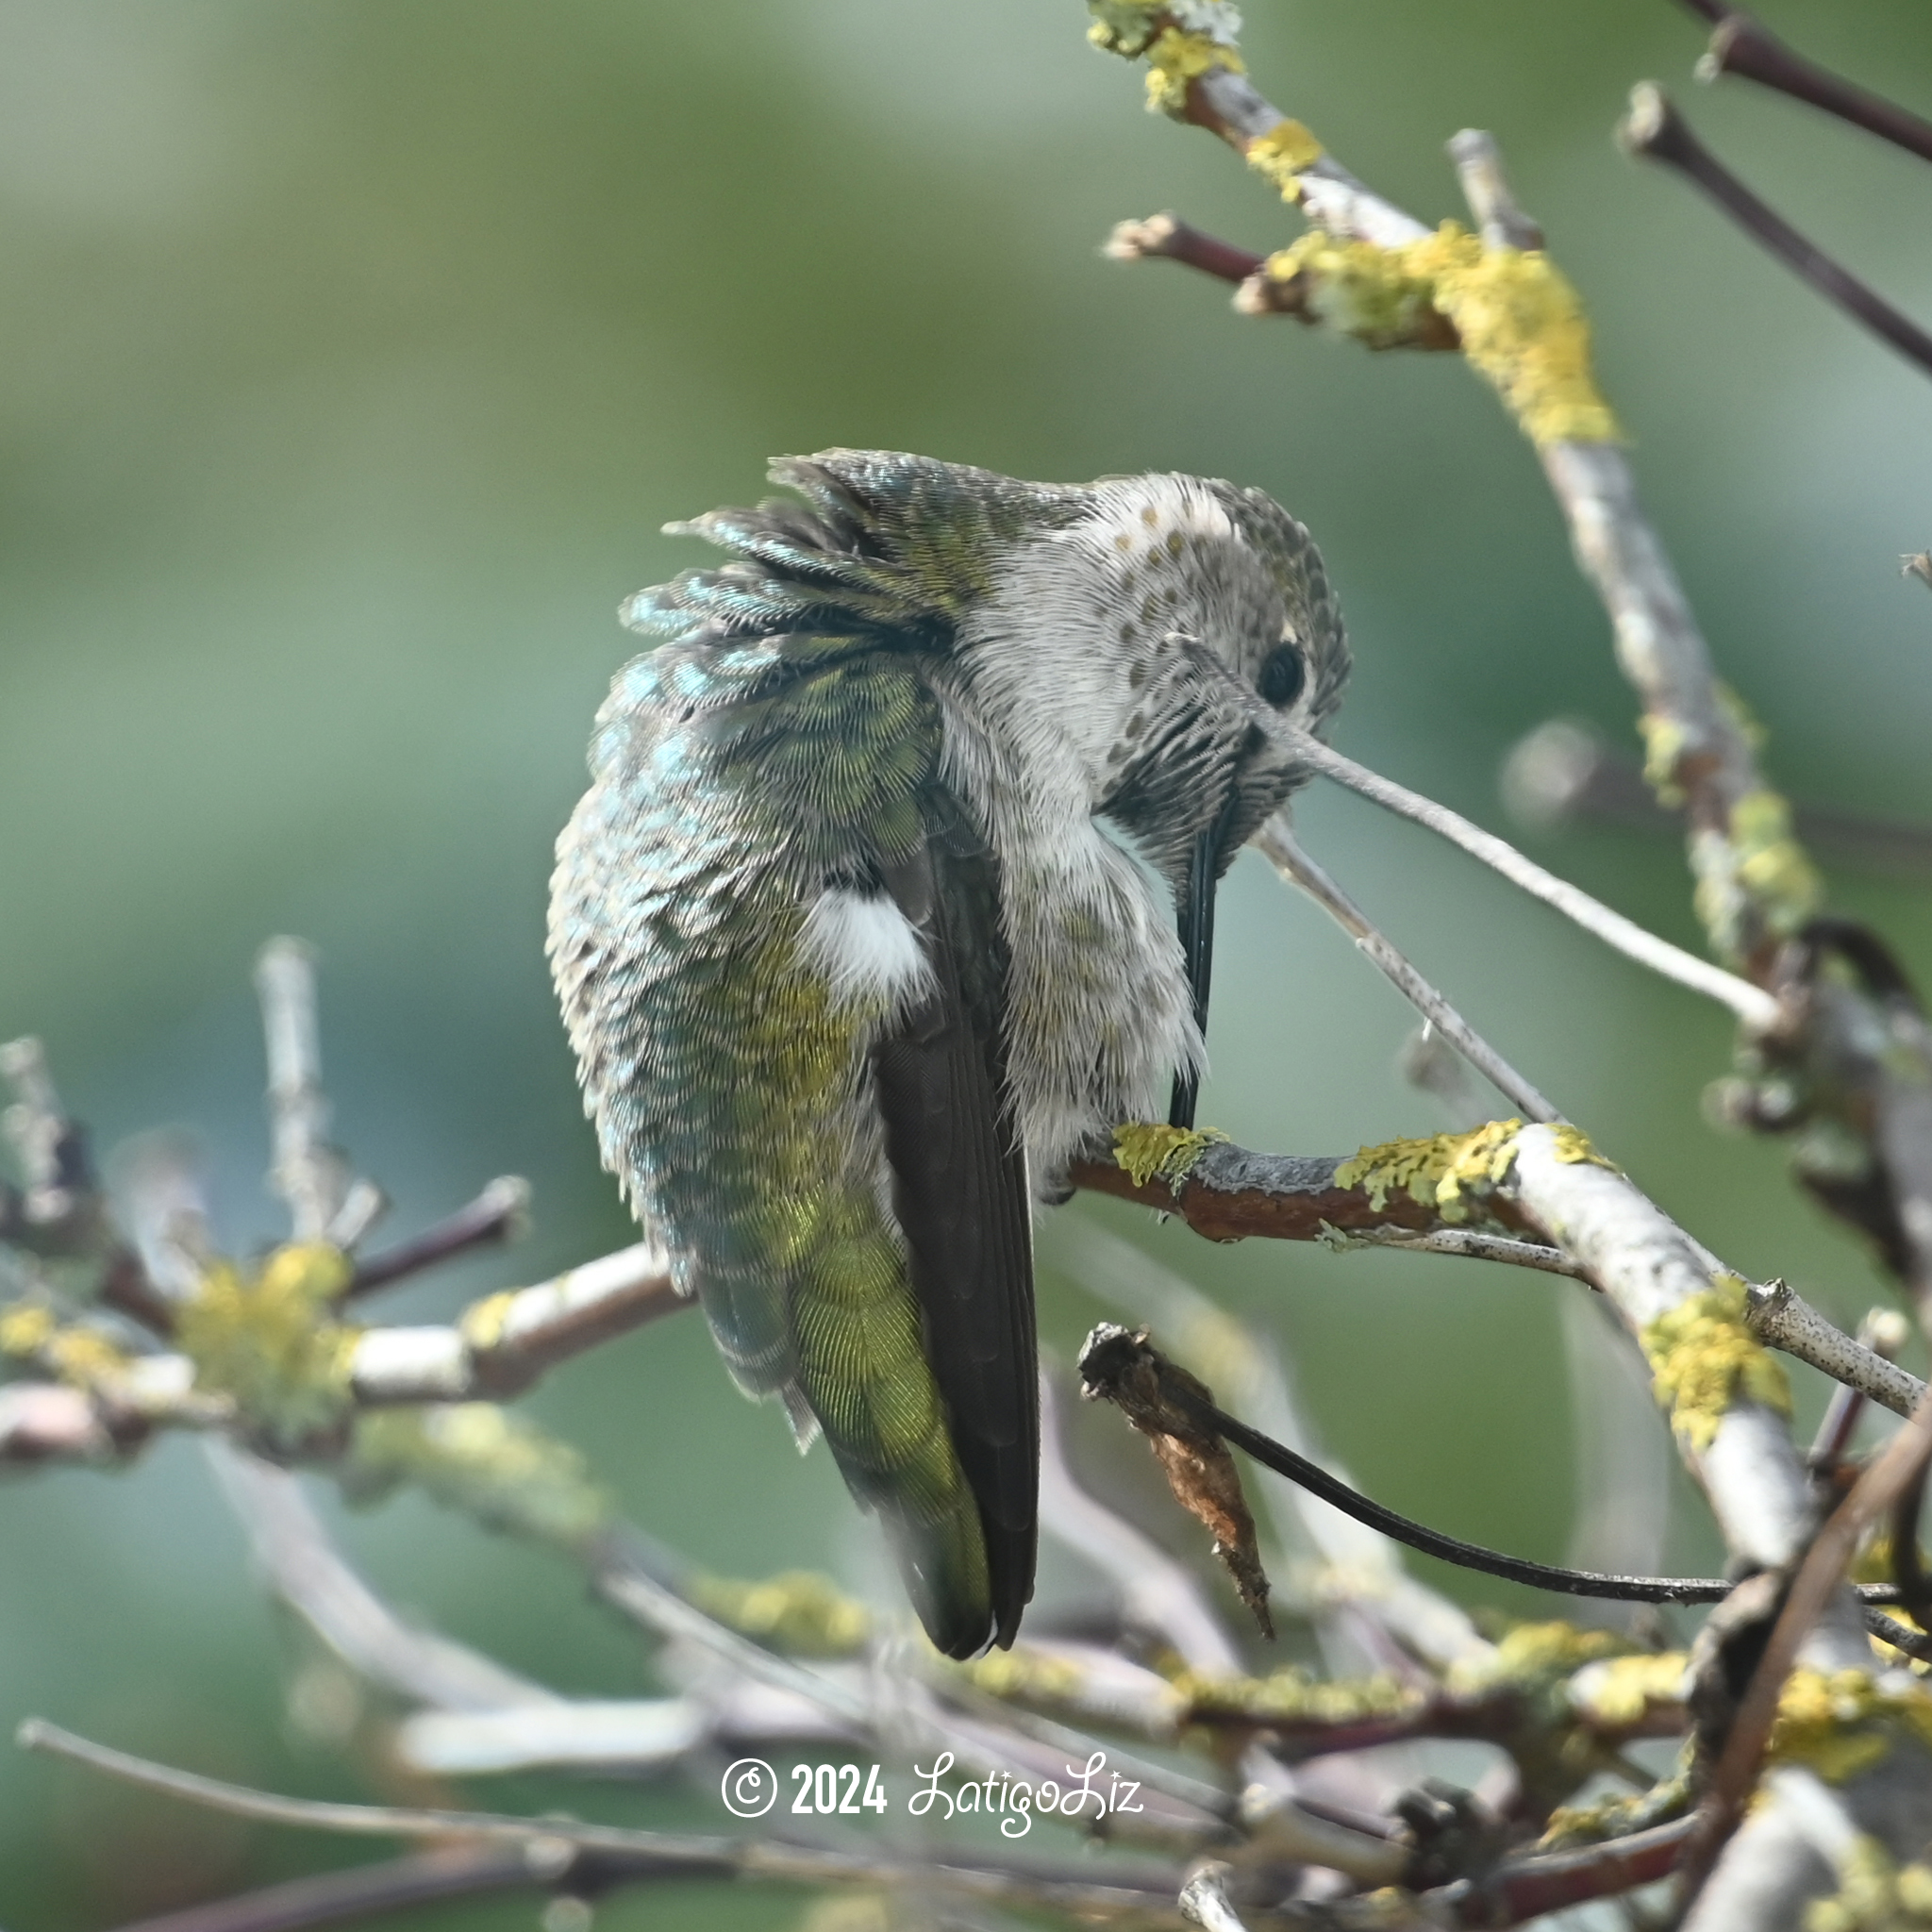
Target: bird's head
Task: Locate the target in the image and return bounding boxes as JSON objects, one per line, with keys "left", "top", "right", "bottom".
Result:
{"left": 958, "top": 472, "right": 1349, "bottom": 1121}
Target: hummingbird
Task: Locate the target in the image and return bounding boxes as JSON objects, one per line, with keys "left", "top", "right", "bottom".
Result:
{"left": 549, "top": 452, "right": 1348, "bottom": 1657}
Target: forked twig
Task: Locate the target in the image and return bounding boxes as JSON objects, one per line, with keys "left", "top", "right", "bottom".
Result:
{"left": 1275, "top": 727, "right": 1781, "bottom": 1029}
{"left": 1257, "top": 819, "right": 1561, "bottom": 1124}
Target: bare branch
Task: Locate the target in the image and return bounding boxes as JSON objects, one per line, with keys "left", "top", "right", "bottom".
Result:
{"left": 1678, "top": 1387, "right": 1932, "bottom": 1908}
{"left": 1622, "top": 84, "right": 1932, "bottom": 380}
{"left": 208, "top": 1442, "right": 560, "bottom": 1712}
{"left": 1685, "top": 5, "right": 1932, "bottom": 167}
{"left": 1256, "top": 820, "right": 1562, "bottom": 1123}
{"left": 102, "top": 1846, "right": 555, "bottom": 1932}
{"left": 1274, "top": 726, "right": 1781, "bottom": 1029}
{"left": 1348, "top": 1226, "right": 1588, "bottom": 1278}
{"left": 347, "top": 1177, "right": 532, "bottom": 1296}
{"left": 347, "top": 1241, "right": 681, "bottom": 1404}
{"left": 1446, "top": 128, "right": 1542, "bottom": 251}
{"left": 1808, "top": 1307, "right": 1909, "bottom": 1472}
{"left": 1747, "top": 1283, "right": 1922, "bottom": 1422}
{"left": 15, "top": 1720, "right": 1190, "bottom": 1923}
{"left": 1105, "top": 213, "right": 1263, "bottom": 285}
{"left": 253, "top": 940, "right": 349, "bottom": 1243}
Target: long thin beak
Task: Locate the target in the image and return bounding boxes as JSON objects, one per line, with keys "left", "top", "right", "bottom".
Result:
{"left": 1168, "top": 820, "right": 1222, "bottom": 1130}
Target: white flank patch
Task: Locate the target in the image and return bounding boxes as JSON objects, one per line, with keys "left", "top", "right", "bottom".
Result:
{"left": 798, "top": 887, "right": 934, "bottom": 1010}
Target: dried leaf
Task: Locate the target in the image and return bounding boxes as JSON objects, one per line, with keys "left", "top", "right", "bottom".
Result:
{"left": 1077, "top": 1323, "right": 1274, "bottom": 1638}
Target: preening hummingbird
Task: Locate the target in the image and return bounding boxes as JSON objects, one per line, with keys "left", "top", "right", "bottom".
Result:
{"left": 549, "top": 452, "right": 1348, "bottom": 1657}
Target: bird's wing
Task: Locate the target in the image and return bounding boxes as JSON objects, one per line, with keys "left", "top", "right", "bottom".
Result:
{"left": 872, "top": 789, "right": 1038, "bottom": 1648}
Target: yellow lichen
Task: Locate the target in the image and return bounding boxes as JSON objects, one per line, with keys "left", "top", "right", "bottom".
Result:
{"left": 1447, "top": 1619, "right": 1631, "bottom": 1701}
{"left": 1540, "top": 1760, "right": 1690, "bottom": 1850}
{"left": 1727, "top": 789, "right": 1824, "bottom": 938}
{"left": 1408, "top": 224, "right": 1619, "bottom": 446}
{"left": 1567, "top": 1650, "right": 1689, "bottom": 1729}
{"left": 1333, "top": 1119, "right": 1523, "bottom": 1224}
{"left": 458, "top": 1289, "right": 518, "bottom": 1355}
{"left": 1113, "top": 1122, "right": 1229, "bottom": 1189}
{"left": 1245, "top": 118, "right": 1324, "bottom": 199}
{"left": 690, "top": 1569, "right": 872, "bottom": 1658}
{"left": 1806, "top": 1838, "right": 1932, "bottom": 1932}
{"left": 1085, "top": 0, "right": 1168, "bottom": 58}
{"left": 0, "top": 1303, "right": 55, "bottom": 1357}
{"left": 1639, "top": 710, "right": 1689, "bottom": 807}
{"left": 175, "top": 1241, "right": 358, "bottom": 1446}
{"left": 1263, "top": 233, "right": 1446, "bottom": 352}
{"left": 345, "top": 1403, "right": 612, "bottom": 1552}
{"left": 1549, "top": 1124, "right": 1615, "bottom": 1169}
{"left": 1640, "top": 1274, "right": 1791, "bottom": 1452}
{"left": 954, "top": 1644, "right": 1108, "bottom": 1719}
{"left": 1171, "top": 1661, "right": 1420, "bottom": 1728}
{"left": 1141, "top": 25, "right": 1241, "bottom": 116}
{"left": 1769, "top": 1668, "right": 1932, "bottom": 1788}
{"left": 1, "top": 1302, "right": 134, "bottom": 1392}
{"left": 1262, "top": 223, "right": 1618, "bottom": 447}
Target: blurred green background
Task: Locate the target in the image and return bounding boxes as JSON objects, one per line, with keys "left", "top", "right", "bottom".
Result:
{"left": 3, "top": 1, "right": 1932, "bottom": 1924}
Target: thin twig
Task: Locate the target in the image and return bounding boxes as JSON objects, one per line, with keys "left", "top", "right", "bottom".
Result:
{"left": 348, "top": 1177, "right": 533, "bottom": 1295}
{"left": 1105, "top": 214, "right": 1263, "bottom": 285}
{"left": 14, "top": 1721, "right": 1187, "bottom": 1921}
{"left": 1808, "top": 1307, "right": 1911, "bottom": 1474}
{"left": 1256, "top": 820, "right": 1562, "bottom": 1122}
{"left": 1683, "top": 4, "right": 1932, "bottom": 168}
{"left": 1346, "top": 1227, "right": 1589, "bottom": 1278}
{"left": 348, "top": 1241, "right": 682, "bottom": 1404}
{"left": 1445, "top": 128, "right": 1542, "bottom": 250}
{"left": 1747, "top": 1282, "right": 1924, "bottom": 1421}
{"left": 254, "top": 940, "right": 347, "bottom": 1243}
{"left": 1622, "top": 83, "right": 1932, "bottom": 380}
{"left": 208, "top": 1442, "right": 560, "bottom": 1712}
{"left": 1864, "top": 1607, "right": 1932, "bottom": 1665}
{"left": 1272, "top": 725, "right": 1781, "bottom": 1028}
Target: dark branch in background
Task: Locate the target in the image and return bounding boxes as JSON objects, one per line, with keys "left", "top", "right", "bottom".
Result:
{"left": 347, "top": 1175, "right": 532, "bottom": 1295}
{"left": 1502, "top": 720, "right": 1932, "bottom": 882}
{"left": 1080, "top": 1324, "right": 1740, "bottom": 1605}
{"left": 1075, "top": 1326, "right": 1900, "bottom": 1648}
{"left": 1677, "top": 1, "right": 1932, "bottom": 167}
{"left": 1621, "top": 84, "right": 1932, "bottom": 379}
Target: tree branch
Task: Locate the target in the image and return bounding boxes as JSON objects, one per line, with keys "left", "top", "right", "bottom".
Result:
{"left": 253, "top": 940, "right": 352, "bottom": 1245}
{"left": 1256, "top": 821, "right": 1562, "bottom": 1123}
{"left": 1273, "top": 727, "right": 1780, "bottom": 1029}
{"left": 1681, "top": 4, "right": 1932, "bottom": 167}
{"left": 1621, "top": 83, "right": 1932, "bottom": 380}
{"left": 346, "top": 1177, "right": 532, "bottom": 1296}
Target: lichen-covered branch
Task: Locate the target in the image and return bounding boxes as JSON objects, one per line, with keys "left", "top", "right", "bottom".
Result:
{"left": 1085, "top": 8, "right": 1932, "bottom": 1319}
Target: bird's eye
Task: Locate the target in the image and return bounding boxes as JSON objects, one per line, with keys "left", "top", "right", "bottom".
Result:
{"left": 1257, "top": 643, "right": 1305, "bottom": 708}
